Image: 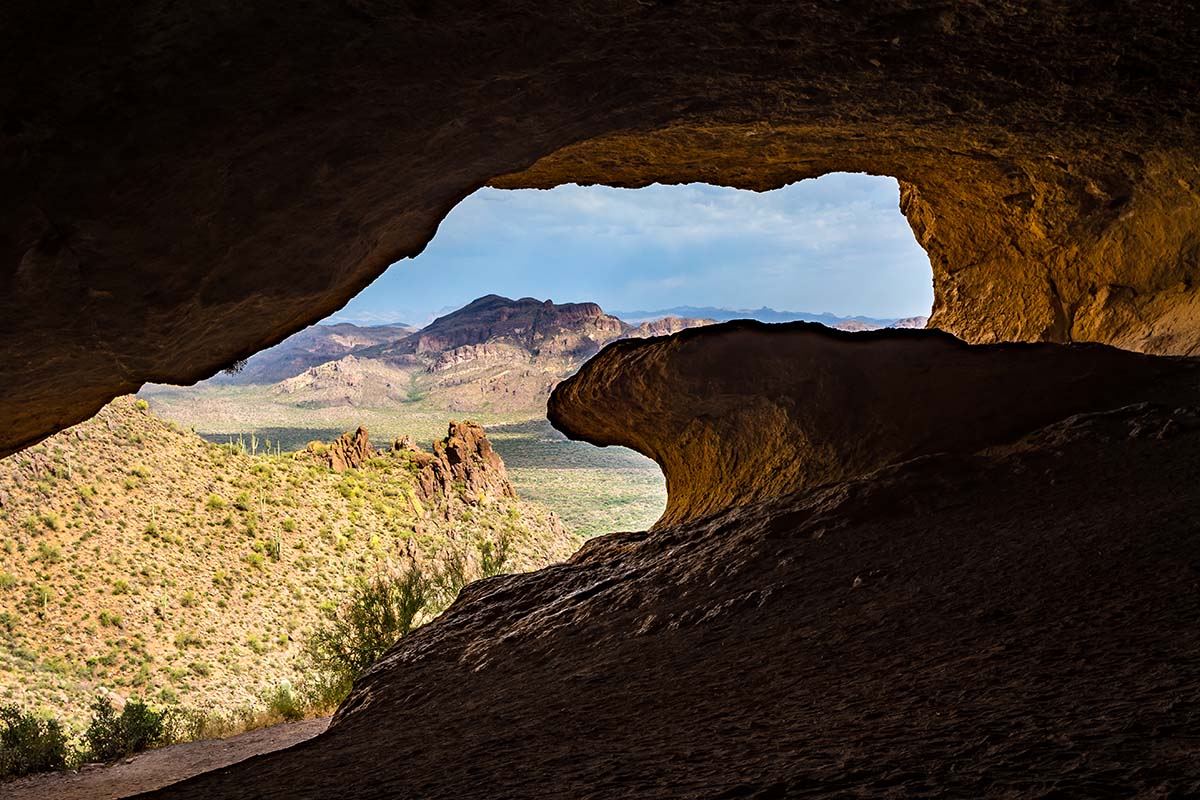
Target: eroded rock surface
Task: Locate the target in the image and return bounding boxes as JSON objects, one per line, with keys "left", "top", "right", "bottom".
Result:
{"left": 408, "top": 421, "right": 518, "bottom": 506}
{"left": 304, "top": 426, "right": 375, "bottom": 473}
{"left": 550, "top": 322, "right": 1198, "bottom": 526}
{"left": 140, "top": 387, "right": 1200, "bottom": 799}
{"left": 6, "top": 3, "right": 1200, "bottom": 454}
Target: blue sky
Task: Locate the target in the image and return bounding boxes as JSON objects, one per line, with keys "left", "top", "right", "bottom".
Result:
{"left": 331, "top": 173, "right": 933, "bottom": 326}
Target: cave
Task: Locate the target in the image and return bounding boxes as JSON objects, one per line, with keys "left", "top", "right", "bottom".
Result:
{"left": 5, "top": 2, "right": 1200, "bottom": 797}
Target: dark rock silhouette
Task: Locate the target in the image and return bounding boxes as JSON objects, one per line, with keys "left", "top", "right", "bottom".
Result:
{"left": 8, "top": 4, "right": 1200, "bottom": 453}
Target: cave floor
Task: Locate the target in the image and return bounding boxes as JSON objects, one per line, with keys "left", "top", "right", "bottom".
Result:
{"left": 136, "top": 401, "right": 1200, "bottom": 799}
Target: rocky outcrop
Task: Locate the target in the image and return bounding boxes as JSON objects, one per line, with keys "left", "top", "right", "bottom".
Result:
{"left": 382, "top": 296, "right": 629, "bottom": 362}
{"left": 549, "top": 322, "right": 1198, "bottom": 527}
{"left": 7, "top": 4, "right": 1200, "bottom": 454}
{"left": 304, "top": 426, "right": 375, "bottom": 473}
{"left": 300, "top": 422, "right": 517, "bottom": 505}
{"left": 142, "top": 363, "right": 1200, "bottom": 799}
{"left": 404, "top": 421, "right": 517, "bottom": 506}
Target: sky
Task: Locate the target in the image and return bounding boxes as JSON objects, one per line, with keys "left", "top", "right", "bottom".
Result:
{"left": 330, "top": 173, "right": 933, "bottom": 326}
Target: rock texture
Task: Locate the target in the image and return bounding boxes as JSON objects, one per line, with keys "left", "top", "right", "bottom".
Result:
{"left": 406, "top": 421, "right": 518, "bottom": 506}
{"left": 304, "top": 426, "right": 375, "bottom": 473}
{"left": 140, "top": 372, "right": 1200, "bottom": 799}
{"left": 6, "top": 3, "right": 1200, "bottom": 454}
{"left": 550, "top": 321, "right": 1198, "bottom": 526}
{"left": 385, "top": 296, "right": 628, "bottom": 360}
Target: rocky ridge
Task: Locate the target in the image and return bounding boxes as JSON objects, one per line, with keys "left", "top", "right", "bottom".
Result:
{"left": 263, "top": 296, "right": 717, "bottom": 418}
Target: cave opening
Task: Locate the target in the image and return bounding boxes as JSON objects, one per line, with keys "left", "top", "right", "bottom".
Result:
{"left": 1, "top": 172, "right": 932, "bottom": 743}
{"left": 142, "top": 171, "right": 933, "bottom": 536}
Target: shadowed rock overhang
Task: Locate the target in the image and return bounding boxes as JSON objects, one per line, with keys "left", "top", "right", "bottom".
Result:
{"left": 139, "top": 362, "right": 1200, "bottom": 799}
{"left": 549, "top": 322, "right": 1200, "bottom": 527}
{"left": 5, "top": 2, "right": 1200, "bottom": 455}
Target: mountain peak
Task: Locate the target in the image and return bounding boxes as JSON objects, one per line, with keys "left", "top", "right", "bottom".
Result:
{"left": 396, "top": 295, "right": 619, "bottom": 357}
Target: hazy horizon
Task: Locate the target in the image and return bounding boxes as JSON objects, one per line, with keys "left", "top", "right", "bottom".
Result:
{"left": 328, "top": 173, "right": 933, "bottom": 327}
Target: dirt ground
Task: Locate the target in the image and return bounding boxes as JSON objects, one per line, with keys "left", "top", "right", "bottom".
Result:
{"left": 0, "top": 717, "right": 328, "bottom": 800}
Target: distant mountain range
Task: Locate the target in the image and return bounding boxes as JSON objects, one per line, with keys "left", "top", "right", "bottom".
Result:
{"left": 268, "top": 295, "right": 715, "bottom": 415}
{"left": 144, "top": 296, "right": 927, "bottom": 437}
{"left": 610, "top": 305, "right": 928, "bottom": 329}
{"left": 213, "top": 321, "right": 417, "bottom": 385}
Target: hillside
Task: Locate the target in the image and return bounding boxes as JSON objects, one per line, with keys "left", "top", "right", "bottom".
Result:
{"left": 141, "top": 296, "right": 697, "bottom": 536}
{"left": 0, "top": 398, "right": 577, "bottom": 728}
{"left": 210, "top": 322, "right": 416, "bottom": 386}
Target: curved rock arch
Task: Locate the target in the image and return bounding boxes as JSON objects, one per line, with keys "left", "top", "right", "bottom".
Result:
{"left": 4, "top": 2, "right": 1200, "bottom": 457}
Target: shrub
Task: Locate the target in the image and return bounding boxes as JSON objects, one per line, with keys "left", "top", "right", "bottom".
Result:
{"left": 83, "top": 696, "right": 168, "bottom": 762}
{"left": 135, "top": 399, "right": 149, "bottom": 411}
{"left": 0, "top": 572, "right": 17, "bottom": 590}
{"left": 302, "top": 565, "right": 431, "bottom": 703}
{"left": 205, "top": 494, "right": 225, "bottom": 511}
{"left": 478, "top": 534, "right": 511, "bottom": 579}
{"left": 34, "top": 542, "right": 62, "bottom": 564}
{"left": 263, "top": 683, "right": 305, "bottom": 722}
{"left": 0, "top": 705, "right": 70, "bottom": 778}
{"left": 174, "top": 631, "right": 203, "bottom": 649}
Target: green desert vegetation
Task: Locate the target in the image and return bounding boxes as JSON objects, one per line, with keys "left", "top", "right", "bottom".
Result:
{"left": 142, "top": 386, "right": 667, "bottom": 537}
{"left": 0, "top": 535, "right": 519, "bottom": 781}
{"left": 0, "top": 397, "right": 578, "bottom": 739}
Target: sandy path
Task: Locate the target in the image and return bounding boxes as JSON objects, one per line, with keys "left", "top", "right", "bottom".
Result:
{"left": 0, "top": 717, "right": 329, "bottom": 800}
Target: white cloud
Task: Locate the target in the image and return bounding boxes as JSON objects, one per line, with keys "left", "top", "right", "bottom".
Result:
{"left": 335, "top": 173, "right": 932, "bottom": 322}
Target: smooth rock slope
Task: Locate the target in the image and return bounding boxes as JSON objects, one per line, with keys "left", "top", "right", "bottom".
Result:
{"left": 549, "top": 322, "right": 1198, "bottom": 526}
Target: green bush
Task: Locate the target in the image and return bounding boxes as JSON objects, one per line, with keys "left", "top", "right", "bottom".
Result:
{"left": 302, "top": 565, "right": 431, "bottom": 703}
{"left": 263, "top": 683, "right": 305, "bottom": 723}
{"left": 0, "top": 705, "right": 70, "bottom": 779}
{"left": 83, "top": 696, "right": 168, "bottom": 763}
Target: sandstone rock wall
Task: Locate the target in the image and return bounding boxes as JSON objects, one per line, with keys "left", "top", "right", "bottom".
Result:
{"left": 549, "top": 322, "right": 1200, "bottom": 527}
{"left": 6, "top": 2, "right": 1200, "bottom": 454}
